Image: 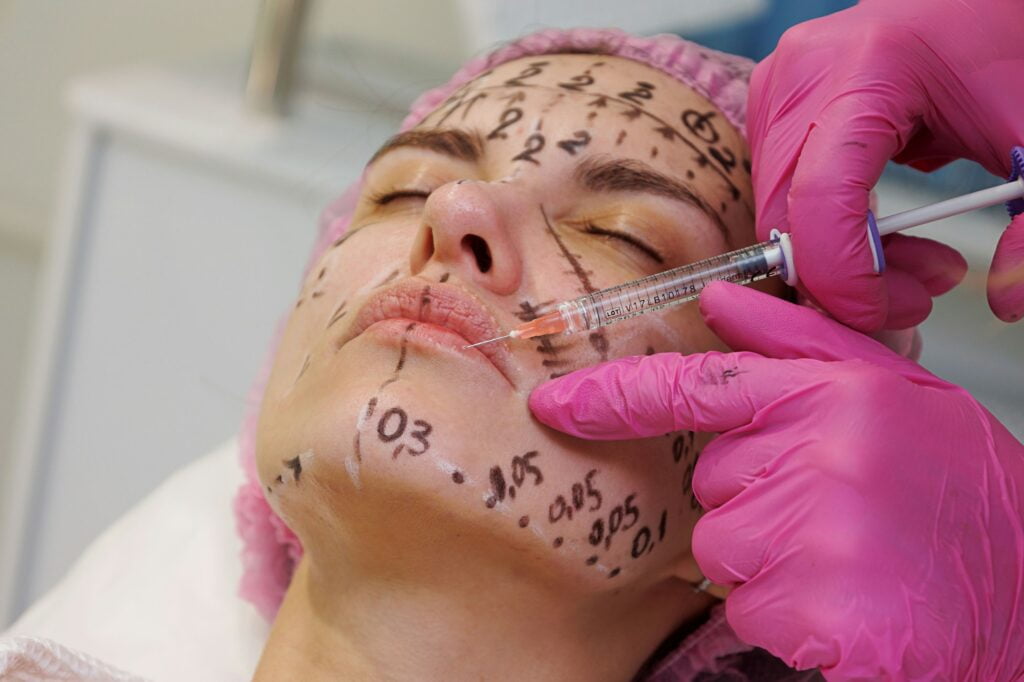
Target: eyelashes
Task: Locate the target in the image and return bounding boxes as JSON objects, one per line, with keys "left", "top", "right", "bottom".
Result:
{"left": 369, "top": 188, "right": 432, "bottom": 206}
{"left": 367, "top": 187, "right": 664, "bottom": 265}
{"left": 583, "top": 223, "right": 664, "bottom": 264}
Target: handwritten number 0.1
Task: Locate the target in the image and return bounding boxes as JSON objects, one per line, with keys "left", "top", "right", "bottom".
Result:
{"left": 631, "top": 527, "right": 652, "bottom": 558}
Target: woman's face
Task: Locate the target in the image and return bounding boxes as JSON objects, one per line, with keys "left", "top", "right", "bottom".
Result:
{"left": 256, "top": 54, "right": 766, "bottom": 594}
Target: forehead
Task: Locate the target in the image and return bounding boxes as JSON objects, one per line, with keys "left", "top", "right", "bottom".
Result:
{"left": 413, "top": 53, "right": 753, "bottom": 224}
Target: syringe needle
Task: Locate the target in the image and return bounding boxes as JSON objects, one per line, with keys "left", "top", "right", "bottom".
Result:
{"left": 464, "top": 333, "right": 512, "bottom": 350}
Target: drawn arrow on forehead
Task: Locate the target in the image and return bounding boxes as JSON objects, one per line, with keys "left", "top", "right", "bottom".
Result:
{"left": 499, "top": 91, "right": 527, "bottom": 104}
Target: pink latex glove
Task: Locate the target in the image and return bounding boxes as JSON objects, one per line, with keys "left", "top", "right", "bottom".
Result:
{"left": 748, "top": 0, "right": 1024, "bottom": 330}
{"left": 529, "top": 282, "right": 1024, "bottom": 680}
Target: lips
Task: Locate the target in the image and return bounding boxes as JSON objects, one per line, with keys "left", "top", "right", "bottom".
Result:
{"left": 338, "top": 279, "right": 517, "bottom": 386}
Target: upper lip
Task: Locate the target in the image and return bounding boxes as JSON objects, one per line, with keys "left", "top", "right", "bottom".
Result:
{"left": 338, "top": 279, "right": 517, "bottom": 386}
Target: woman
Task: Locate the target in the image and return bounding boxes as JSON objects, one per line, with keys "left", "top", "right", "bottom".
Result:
{"left": 237, "top": 28, "right": 946, "bottom": 680}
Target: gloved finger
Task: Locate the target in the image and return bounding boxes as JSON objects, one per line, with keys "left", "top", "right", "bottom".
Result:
{"left": 747, "top": 50, "right": 794, "bottom": 239}
{"left": 527, "top": 351, "right": 826, "bottom": 439}
{"left": 690, "top": 460, "right": 826, "bottom": 586}
{"left": 786, "top": 91, "right": 917, "bottom": 332}
{"left": 698, "top": 282, "right": 931, "bottom": 380}
{"left": 882, "top": 234, "right": 967, "bottom": 297}
{"left": 691, "top": 415, "right": 808, "bottom": 510}
{"left": 879, "top": 265, "right": 932, "bottom": 329}
{"left": 988, "top": 212, "right": 1024, "bottom": 322}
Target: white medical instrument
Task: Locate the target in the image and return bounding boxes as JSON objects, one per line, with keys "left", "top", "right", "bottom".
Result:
{"left": 466, "top": 156, "right": 1024, "bottom": 350}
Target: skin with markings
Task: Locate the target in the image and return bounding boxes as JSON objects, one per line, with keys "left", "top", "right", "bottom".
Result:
{"left": 253, "top": 54, "right": 783, "bottom": 682}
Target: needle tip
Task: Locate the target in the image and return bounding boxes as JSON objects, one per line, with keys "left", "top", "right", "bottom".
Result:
{"left": 464, "top": 333, "right": 511, "bottom": 349}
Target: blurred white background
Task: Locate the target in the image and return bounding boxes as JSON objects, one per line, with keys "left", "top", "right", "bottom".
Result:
{"left": 0, "top": 0, "right": 1019, "bottom": 640}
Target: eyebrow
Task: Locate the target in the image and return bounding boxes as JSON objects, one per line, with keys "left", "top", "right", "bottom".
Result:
{"left": 367, "top": 129, "right": 484, "bottom": 167}
{"left": 574, "top": 156, "right": 729, "bottom": 244}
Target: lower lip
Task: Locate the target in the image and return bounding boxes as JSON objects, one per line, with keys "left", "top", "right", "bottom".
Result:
{"left": 361, "top": 318, "right": 502, "bottom": 374}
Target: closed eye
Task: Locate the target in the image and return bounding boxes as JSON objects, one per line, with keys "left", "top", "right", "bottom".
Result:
{"left": 369, "top": 189, "right": 432, "bottom": 206}
{"left": 583, "top": 224, "right": 664, "bottom": 264}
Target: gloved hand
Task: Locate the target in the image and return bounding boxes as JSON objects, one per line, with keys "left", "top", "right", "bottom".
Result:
{"left": 748, "top": 0, "right": 1024, "bottom": 330}
{"left": 529, "top": 282, "right": 1024, "bottom": 680}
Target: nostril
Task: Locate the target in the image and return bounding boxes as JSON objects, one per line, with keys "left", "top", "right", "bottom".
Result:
{"left": 461, "top": 234, "right": 492, "bottom": 273}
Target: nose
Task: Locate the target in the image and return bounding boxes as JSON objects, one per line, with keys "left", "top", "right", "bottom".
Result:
{"left": 409, "top": 180, "right": 523, "bottom": 295}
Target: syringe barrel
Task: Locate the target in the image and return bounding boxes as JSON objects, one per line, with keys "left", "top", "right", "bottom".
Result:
{"left": 558, "top": 239, "right": 783, "bottom": 334}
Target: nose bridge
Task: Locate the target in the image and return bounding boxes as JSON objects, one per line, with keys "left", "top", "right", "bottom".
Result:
{"left": 411, "top": 179, "right": 524, "bottom": 295}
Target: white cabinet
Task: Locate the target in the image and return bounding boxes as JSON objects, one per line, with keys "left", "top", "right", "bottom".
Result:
{"left": 1, "top": 58, "right": 402, "bottom": 622}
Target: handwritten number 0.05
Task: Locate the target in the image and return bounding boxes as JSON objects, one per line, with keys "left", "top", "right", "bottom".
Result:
{"left": 588, "top": 493, "right": 639, "bottom": 550}
{"left": 549, "top": 469, "right": 602, "bottom": 523}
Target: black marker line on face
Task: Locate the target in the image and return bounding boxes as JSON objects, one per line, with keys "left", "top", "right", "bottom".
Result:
{"left": 616, "top": 130, "right": 627, "bottom": 145}
{"left": 518, "top": 515, "right": 530, "bottom": 528}
{"left": 284, "top": 456, "right": 302, "bottom": 482}
{"left": 354, "top": 397, "right": 379, "bottom": 462}
{"left": 461, "top": 82, "right": 746, "bottom": 209}
{"left": 654, "top": 125, "right": 676, "bottom": 141}
{"left": 378, "top": 322, "right": 416, "bottom": 391}
{"left": 439, "top": 272, "right": 450, "bottom": 283}
{"left": 540, "top": 205, "right": 609, "bottom": 362}
{"left": 311, "top": 290, "right": 324, "bottom": 299}
{"left": 460, "top": 92, "right": 488, "bottom": 120}
{"left": 608, "top": 567, "right": 621, "bottom": 578}
{"left": 553, "top": 537, "right": 563, "bottom": 548}
{"left": 317, "top": 267, "right": 326, "bottom": 281}
{"left": 621, "top": 107, "right": 642, "bottom": 121}
{"left": 585, "top": 555, "right": 598, "bottom": 566}
{"left": 295, "top": 298, "right": 304, "bottom": 309}
{"left": 451, "top": 470, "right": 465, "bottom": 484}
{"left": 326, "top": 301, "right": 348, "bottom": 329}
{"left": 295, "top": 354, "right": 311, "bottom": 383}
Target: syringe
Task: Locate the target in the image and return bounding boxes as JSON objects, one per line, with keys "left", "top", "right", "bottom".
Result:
{"left": 466, "top": 148, "right": 1024, "bottom": 350}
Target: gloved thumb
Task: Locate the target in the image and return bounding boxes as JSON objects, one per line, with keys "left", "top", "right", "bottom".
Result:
{"left": 528, "top": 351, "right": 822, "bottom": 440}
{"left": 988, "top": 212, "right": 1024, "bottom": 322}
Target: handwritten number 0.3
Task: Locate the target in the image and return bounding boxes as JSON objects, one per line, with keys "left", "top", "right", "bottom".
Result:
{"left": 376, "top": 406, "right": 432, "bottom": 457}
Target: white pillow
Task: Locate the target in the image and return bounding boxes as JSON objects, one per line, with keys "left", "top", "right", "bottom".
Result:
{"left": 4, "top": 438, "right": 270, "bottom": 681}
